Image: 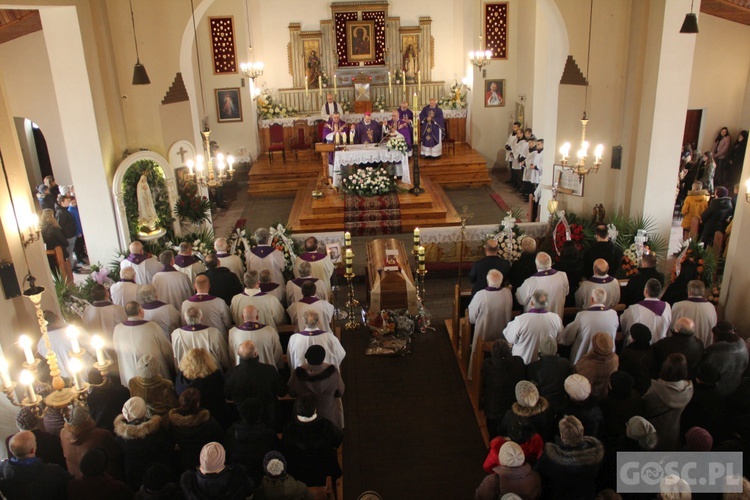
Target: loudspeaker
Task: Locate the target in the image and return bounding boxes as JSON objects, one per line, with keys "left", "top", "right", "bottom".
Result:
{"left": 0, "top": 262, "right": 21, "bottom": 299}
{"left": 611, "top": 145, "right": 623, "bottom": 170}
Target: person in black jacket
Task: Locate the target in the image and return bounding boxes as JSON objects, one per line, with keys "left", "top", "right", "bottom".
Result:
{"left": 727, "top": 129, "right": 747, "bottom": 187}
{"left": 167, "top": 388, "right": 224, "bottom": 471}
{"left": 180, "top": 442, "right": 254, "bottom": 500}
{"left": 582, "top": 225, "right": 623, "bottom": 279}
{"left": 469, "top": 239, "right": 511, "bottom": 297}
{"left": 618, "top": 324, "right": 653, "bottom": 395}
{"left": 649, "top": 317, "right": 704, "bottom": 379}
{"left": 85, "top": 368, "right": 131, "bottom": 433}
{"left": 55, "top": 195, "right": 79, "bottom": 272}
{"left": 508, "top": 237, "right": 538, "bottom": 310}
{"left": 481, "top": 339, "right": 526, "bottom": 439}
{"left": 225, "top": 398, "right": 279, "bottom": 487}
{"left": 36, "top": 183, "right": 56, "bottom": 210}
{"left": 622, "top": 253, "right": 664, "bottom": 306}
{"left": 680, "top": 362, "right": 725, "bottom": 443}
{"left": 526, "top": 335, "right": 570, "bottom": 412}
{"left": 553, "top": 241, "right": 583, "bottom": 308}
{"left": 599, "top": 371, "right": 643, "bottom": 446}
{"left": 41, "top": 208, "right": 69, "bottom": 261}
{"left": 199, "top": 254, "right": 243, "bottom": 306}
{"left": 0, "top": 431, "right": 72, "bottom": 499}
{"left": 701, "top": 186, "right": 733, "bottom": 246}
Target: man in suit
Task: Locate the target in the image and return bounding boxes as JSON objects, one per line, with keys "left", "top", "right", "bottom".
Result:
{"left": 583, "top": 225, "right": 623, "bottom": 279}
{"left": 622, "top": 253, "right": 664, "bottom": 306}
{"left": 200, "top": 253, "right": 243, "bottom": 306}
{"left": 469, "top": 239, "right": 511, "bottom": 298}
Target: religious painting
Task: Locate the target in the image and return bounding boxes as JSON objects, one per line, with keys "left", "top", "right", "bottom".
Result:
{"left": 215, "top": 88, "right": 242, "bottom": 123}
{"left": 554, "top": 164, "right": 585, "bottom": 197}
{"left": 484, "top": 79, "right": 505, "bottom": 107}
{"left": 346, "top": 21, "right": 375, "bottom": 62}
{"left": 400, "top": 33, "right": 420, "bottom": 83}
{"left": 302, "top": 38, "right": 323, "bottom": 88}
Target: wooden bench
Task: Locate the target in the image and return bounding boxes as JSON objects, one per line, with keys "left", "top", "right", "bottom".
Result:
{"left": 46, "top": 245, "right": 73, "bottom": 284}
{"left": 309, "top": 476, "right": 336, "bottom": 500}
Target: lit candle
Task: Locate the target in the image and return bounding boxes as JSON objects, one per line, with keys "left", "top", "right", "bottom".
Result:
{"left": 318, "top": 76, "right": 322, "bottom": 97}
{"left": 344, "top": 231, "right": 351, "bottom": 247}
{"left": 594, "top": 144, "right": 604, "bottom": 162}
{"left": 186, "top": 159, "right": 194, "bottom": 175}
{"left": 91, "top": 335, "right": 105, "bottom": 366}
{"left": 334, "top": 74, "right": 337, "bottom": 95}
{"left": 418, "top": 246, "right": 426, "bottom": 271}
{"left": 560, "top": 142, "right": 571, "bottom": 162}
{"left": 66, "top": 326, "right": 81, "bottom": 354}
{"left": 418, "top": 245, "right": 425, "bottom": 256}
{"left": 305, "top": 75, "right": 308, "bottom": 97}
{"left": 417, "top": 70, "right": 421, "bottom": 100}
{"left": 345, "top": 248, "right": 353, "bottom": 274}
{"left": 19, "top": 369, "right": 36, "bottom": 403}
{"left": 69, "top": 358, "right": 84, "bottom": 391}
{"left": 388, "top": 71, "right": 392, "bottom": 94}
{"left": 227, "top": 156, "right": 235, "bottom": 173}
{"left": 0, "top": 357, "right": 11, "bottom": 389}
{"left": 402, "top": 75, "right": 406, "bottom": 95}
{"left": 412, "top": 92, "right": 418, "bottom": 114}
{"left": 19, "top": 335, "right": 34, "bottom": 365}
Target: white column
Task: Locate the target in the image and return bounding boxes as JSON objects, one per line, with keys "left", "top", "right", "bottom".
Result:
{"left": 40, "top": 7, "right": 121, "bottom": 260}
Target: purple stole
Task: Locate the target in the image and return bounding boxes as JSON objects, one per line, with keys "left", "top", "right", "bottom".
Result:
{"left": 183, "top": 324, "right": 209, "bottom": 331}
{"left": 355, "top": 120, "right": 382, "bottom": 144}
{"left": 528, "top": 308, "right": 547, "bottom": 314}
{"left": 324, "top": 102, "right": 340, "bottom": 116}
{"left": 161, "top": 264, "right": 178, "bottom": 272}
{"left": 92, "top": 301, "right": 114, "bottom": 308}
{"left": 236, "top": 321, "right": 266, "bottom": 331}
{"left": 638, "top": 299, "right": 667, "bottom": 316}
{"left": 126, "top": 253, "right": 148, "bottom": 265}
{"left": 323, "top": 121, "right": 348, "bottom": 163}
{"left": 299, "top": 329, "right": 326, "bottom": 337}
{"left": 484, "top": 286, "right": 502, "bottom": 292}
{"left": 291, "top": 277, "right": 317, "bottom": 287}
{"left": 250, "top": 246, "right": 275, "bottom": 259}
{"left": 419, "top": 105, "right": 445, "bottom": 138}
{"left": 188, "top": 294, "right": 217, "bottom": 302}
{"left": 174, "top": 254, "right": 200, "bottom": 268}
{"left": 242, "top": 290, "right": 266, "bottom": 297}
{"left": 686, "top": 297, "right": 708, "bottom": 303}
{"left": 122, "top": 320, "right": 149, "bottom": 327}
{"left": 215, "top": 253, "right": 231, "bottom": 258}
{"left": 298, "top": 252, "right": 326, "bottom": 262}
{"left": 532, "top": 269, "right": 559, "bottom": 277}
{"left": 142, "top": 301, "right": 167, "bottom": 310}
{"left": 586, "top": 305, "right": 610, "bottom": 312}
{"left": 588, "top": 275, "right": 615, "bottom": 284}
{"left": 259, "top": 282, "right": 280, "bottom": 293}
{"left": 299, "top": 297, "right": 319, "bottom": 305}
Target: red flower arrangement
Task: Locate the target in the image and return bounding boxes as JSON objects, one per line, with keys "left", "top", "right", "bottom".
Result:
{"left": 554, "top": 222, "right": 585, "bottom": 259}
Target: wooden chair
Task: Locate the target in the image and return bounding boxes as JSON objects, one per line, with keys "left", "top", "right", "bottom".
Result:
{"left": 289, "top": 120, "right": 313, "bottom": 160}
{"left": 315, "top": 120, "right": 328, "bottom": 143}
{"left": 442, "top": 124, "right": 456, "bottom": 156}
{"left": 46, "top": 245, "right": 73, "bottom": 284}
{"left": 268, "top": 123, "right": 286, "bottom": 163}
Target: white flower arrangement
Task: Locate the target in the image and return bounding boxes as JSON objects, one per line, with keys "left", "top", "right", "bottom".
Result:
{"left": 386, "top": 135, "right": 408, "bottom": 153}
{"left": 374, "top": 95, "right": 386, "bottom": 112}
{"left": 257, "top": 88, "right": 298, "bottom": 119}
{"left": 485, "top": 212, "right": 525, "bottom": 262}
{"left": 340, "top": 99, "right": 352, "bottom": 113}
{"left": 268, "top": 223, "right": 301, "bottom": 279}
{"left": 438, "top": 79, "right": 469, "bottom": 110}
{"left": 341, "top": 167, "right": 398, "bottom": 197}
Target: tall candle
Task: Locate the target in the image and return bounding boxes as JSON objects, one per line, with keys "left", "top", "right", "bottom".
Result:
{"left": 305, "top": 76, "right": 308, "bottom": 97}
{"left": 418, "top": 70, "right": 421, "bottom": 100}
{"left": 19, "top": 335, "right": 34, "bottom": 365}
{"left": 318, "top": 76, "right": 322, "bottom": 97}
{"left": 414, "top": 119, "right": 418, "bottom": 143}
{"left": 334, "top": 74, "right": 337, "bottom": 95}
{"left": 413, "top": 227, "right": 421, "bottom": 252}
{"left": 412, "top": 92, "right": 418, "bottom": 114}
{"left": 388, "top": 71, "right": 392, "bottom": 94}
{"left": 344, "top": 231, "right": 351, "bottom": 247}
{"left": 19, "top": 370, "right": 36, "bottom": 403}
{"left": 66, "top": 325, "right": 81, "bottom": 354}
{"left": 0, "top": 357, "right": 11, "bottom": 389}
{"left": 418, "top": 245, "right": 426, "bottom": 271}
{"left": 69, "top": 358, "right": 83, "bottom": 391}
{"left": 402, "top": 75, "right": 406, "bottom": 95}
{"left": 92, "top": 335, "right": 105, "bottom": 366}
{"left": 345, "top": 248, "right": 353, "bottom": 274}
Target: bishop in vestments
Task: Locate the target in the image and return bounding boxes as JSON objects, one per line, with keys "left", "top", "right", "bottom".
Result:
{"left": 354, "top": 112, "right": 382, "bottom": 144}
{"left": 419, "top": 98, "right": 445, "bottom": 157}
{"left": 383, "top": 110, "right": 412, "bottom": 151}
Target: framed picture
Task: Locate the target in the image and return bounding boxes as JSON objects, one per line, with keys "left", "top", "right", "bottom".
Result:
{"left": 347, "top": 20, "right": 375, "bottom": 62}
{"left": 484, "top": 79, "right": 505, "bottom": 107}
{"left": 326, "top": 243, "right": 342, "bottom": 264}
{"left": 216, "top": 88, "right": 242, "bottom": 123}
{"left": 400, "top": 32, "right": 420, "bottom": 82}
{"left": 554, "top": 164, "right": 585, "bottom": 197}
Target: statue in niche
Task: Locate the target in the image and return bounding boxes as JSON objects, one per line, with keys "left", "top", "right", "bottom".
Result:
{"left": 306, "top": 50, "right": 323, "bottom": 88}
{"left": 136, "top": 174, "right": 159, "bottom": 230}
{"left": 402, "top": 44, "right": 419, "bottom": 82}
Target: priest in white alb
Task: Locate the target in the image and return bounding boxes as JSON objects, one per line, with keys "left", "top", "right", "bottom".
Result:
{"left": 559, "top": 288, "right": 620, "bottom": 365}
{"left": 214, "top": 237, "right": 244, "bottom": 281}
{"left": 152, "top": 250, "right": 194, "bottom": 311}
{"left": 230, "top": 270, "right": 285, "bottom": 329}
{"left": 293, "top": 236, "right": 334, "bottom": 298}
{"left": 258, "top": 269, "right": 286, "bottom": 306}
{"left": 113, "top": 301, "right": 174, "bottom": 386}
{"left": 109, "top": 267, "right": 142, "bottom": 307}
{"left": 246, "top": 228, "right": 286, "bottom": 287}
{"left": 181, "top": 275, "right": 232, "bottom": 338}
{"left": 503, "top": 290, "right": 563, "bottom": 364}
{"left": 287, "top": 281, "right": 334, "bottom": 332}
{"left": 120, "top": 240, "right": 161, "bottom": 285}
{"left": 82, "top": 284, "right": 127, "bottom": 343}
{"left": 174, "top": 242, "right": 207, "bottom": 282}
{"left": 621, "top": 278, "right": 672, "bottom": 345}
{"left": 575, "top": 259, "right": 621, "bottom": 310}
{"left": 171, "top": 306, "right": 231, "bottom": 371}
{"left": 515, "top": 252, "right": 569, "bottom": 319}
{"left": 287, "top": 260, "right": 328, "bottom": 305}
{"left": 287, "top": 310, "right": 345, "bottom": 370}
{"left": 467, "top": 269, "right": 512, "bottom": 380}
{"left": 670, "top": 279, "right": 717, "bottom": 347}
{"left": 228, "top": 305, "right": 283, "bottom": 369}
{"left": 138, "top": 285, "right": 181, "bottom": 338}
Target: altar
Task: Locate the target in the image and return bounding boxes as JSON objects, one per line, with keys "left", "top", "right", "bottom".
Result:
{"left": 332, "top": 144, "right": 410, "bottom": 186}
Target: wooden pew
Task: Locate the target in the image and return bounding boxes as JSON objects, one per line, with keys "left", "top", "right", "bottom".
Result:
{"left": 459, "top": 308, "right": 471, "bottom": 374}
{"left": 308, "top": 476, "right": 336, "bottom": 500}
{"left": 46, "top": 246, "right": 73, "bottom": 284}
{"left": 472, "top": 337, "right": 494, "bottom": 405}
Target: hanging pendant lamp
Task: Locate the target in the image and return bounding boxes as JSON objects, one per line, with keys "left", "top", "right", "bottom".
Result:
{"left": 129, "top": 0, "right": 151, "bottom": 85}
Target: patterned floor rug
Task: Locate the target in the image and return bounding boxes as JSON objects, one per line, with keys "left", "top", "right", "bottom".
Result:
{"left": 344, "top": 193, "right": 402, "bottom": 236}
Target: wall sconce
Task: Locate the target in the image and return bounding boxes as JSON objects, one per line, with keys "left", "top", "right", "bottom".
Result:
{"left": 20, "top": 213, "right": 40, "bottom": 248}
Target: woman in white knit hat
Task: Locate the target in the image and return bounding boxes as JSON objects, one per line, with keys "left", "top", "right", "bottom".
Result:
{"left": 180, "top": 441, "right": 255, "bottom": 499}
{"left": 556, "top": 374, "right": 604, "bottom": 438}
{"left": 475, "top": 441, "right": 542, "bottom": 499}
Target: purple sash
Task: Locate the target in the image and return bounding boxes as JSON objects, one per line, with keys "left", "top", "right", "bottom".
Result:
{"left": 299, "top": 329, "right": 325, "bottom": 337}
{"left": 123, "top": 320, "right": 149, "bottom": 326}
{"left": 637, "top": 299, "right": 667, "bottom": 316}
{"left": 686, "top": 297, "right": 708, "bottom": 303}
{"left": 236, "top": 322, "right": 266, "bottom": 331}
{"left": 298, "top": 252, "right": 326, "bottom": 262}
{"left": 291, "top": 277, "right": 317, "bottom": 287}
{"left": 586, "top": 305, "right": 610, "bottom": 312}
{"left": 92, "top": 301, "right": 113, "bottom": 308}
{"left": 528, "top": 308, "right": 547, "bottom": 314}
{"left": 259, "top": 282, "right": 280, "bottom": 293}
{"left": 188, "top": 294, "right": 217, "bottom": 302}
{"left": 183, "top": 324, "right": 209, "bottom": 331}
{"left": 120, "top": 279, "right": 136, "bottom": 284}
{"left": 215, "top": 253, "right": 231, "bottom": 258}
{"left": 325, "top": 102, "right": 339, "bottom": 115}
{"left": 161, "top": 264, "right": 178, "bottom": 272}
{"left": 532, "top": 269, "right": 558, "bottom": 277}
{"left": 484, "top": 286, "right": 503, "bottom": 292}
{"left": 174, "top": 254, "right": 200, "bottom": 267}
{"left": 588, "top": 275, "right": 615, "bottom": 284}
{"left": 299, "top": 297, "right": 319, "bottom": 305}
{"left": 250, "top": 246, "right": 275, "bottom": 258}
{"left": 126, "top": 254, "right": 148, "bottom": 265}
{"left": 141, "top": 301, "right": 167, "bottom": 310}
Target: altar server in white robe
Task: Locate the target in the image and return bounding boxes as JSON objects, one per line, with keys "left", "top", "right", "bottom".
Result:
{"left": 82, "top": 284, "right": 127, "bottom": 343}
{"left": 287, "top": 260, "right": 329, "bottom": 305}
{"left": 138, "top": 285, "right": 181, "bottom": 338}
{"left": 287, "top": 310, "right": 345, "bottom": 370}
{"left": 181, "top": 275, "right": 232, "bottom": 338}
{"left": 228, "top": 305, "right": 283, "bottom": 369}
{"left": 621, "top": 278, "right": 672, "bottom": 345}
{"left": 504, "top": 121, "right": 521, "bottom": 164}
{"left": 37, "top": 313, "right": 92, "bottom": 380}
{"left": 516, "top": 252, "right": 569, "bottom": 320}
{"left": 174, "top": 242, "right": 207, "bottom": 282}
{"left": 288, "top": 281, "right": 335, "bottom": 332}
{"left": 214, "top": 237, "right": 244, "bottom": 281}
{"left": 152, "top": 250, "right": 194, "bottom": 311}
{"left": 113, "top": 301, "right": 174, "bottom": 386}
{"left": 259, "top": 269, "right": 286, "bottom": 306}
{"left": 246, "top": 228, "right": 286, "bottom": 287}
{"left": 503, "top": 290, "right": 562, "bottom": 364}
{"left": 575, "top": 259, "right": 621, "bottom": 310}
{"left": 559, "top": 288, "right": 620, "bottom": 365}
{"left": 231, "top": 270, "right": 286, "bottom": 329}
{"left": 171, "top": 306, "right": 231, "bottom": 371}
{"left": 120, "top": 240, "right": 161, "bottom": 285}
{"left": 671, "top": 280, "right": 717, "bottom": 347}
{"left": 467, "top": 270, "right": 512, "bottom": 380}
{"left": 109, "top": 267, "right": 142, "bottom": 307}
{"left": 293, "top": 236, "right": 334, "bottom": 298}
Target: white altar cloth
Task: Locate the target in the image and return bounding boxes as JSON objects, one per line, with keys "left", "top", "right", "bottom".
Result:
{"left": 332, "top": 144, "right": 410, "bottom": 187}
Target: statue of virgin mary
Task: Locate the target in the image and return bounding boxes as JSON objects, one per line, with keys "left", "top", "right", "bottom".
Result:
{"left": 136, "top": 174, "right": 159, "bottom": 230}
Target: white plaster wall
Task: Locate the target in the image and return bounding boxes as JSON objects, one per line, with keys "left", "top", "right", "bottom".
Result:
{"left": 688, "top": 14, "right": 750, "bottom": 151}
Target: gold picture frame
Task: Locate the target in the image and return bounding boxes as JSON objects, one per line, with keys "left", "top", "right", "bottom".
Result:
{"left": 347, "top": 20, "right": 375, "bottom": 62}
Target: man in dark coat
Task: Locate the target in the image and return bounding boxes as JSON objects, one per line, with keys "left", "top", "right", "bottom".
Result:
{"left": 85, "top": 368, "right": 131, "bottom": 433}
{"left": 469, "top": 239, "right": 511, "bottom": 297}
{"left": 481, "top": 339, "right": 526, "bottom": 439}
{"left": 224, "top": 340, "right": 287, "bottom": 428}
{"left": 508, "top": 237, "right": 538, "bottom": 310}
{"left": 66, "top": 448, "right": 131, "bottom": 500}
{"left": 700, "top": 186, "right": 733, "bottom": 246}
{"left": 583, "top": 225, "right": 623, "bottom": 279}
{"left": 703, "top": 321, "right": 749, "bottom": 397}
{"left": 617, "top": 324, "right": 653, "bottom": 394}
{"left": 0, "top": 430, "right": 72, "bottom": 499}
{"left": 200, "top": 253, "right": 243, "bottom": 306}
{"left": 598, "top": 371, "right": 643, "bottom": 446}
{"left": 526, "top": 335, "right": 571, "bottom": 412}
{"left": 622, "top": 253, "right": 664, "bottom": 306}
{"left": 650, "top": 317, "right": 705, "bottom": 379}
{"left": 680, "top": 362, "right": 725, "bottom": 443}
{"left": 4, "top": 407, "right": 66, "bottom": 470}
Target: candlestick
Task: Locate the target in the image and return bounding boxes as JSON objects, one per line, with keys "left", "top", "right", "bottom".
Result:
{"left": 418, "top": 71, "right": 421, "bottom": 101}
{"left": 318, "top": 76, "right": 322, "bottom": 98}
{"left": 388, "top": 71, "right": 392, "bottom": 94}
{"left": 0, "top": 357, "right": 11, "bottom": 389}
{"left": 344, "top": 231, "right": 351, "bottom": 247}
{"left": 412, "top": 92, "right": 418, "bottom": 113}
{"left": 402, "top": 75, "right": 406, "bottom": 96}
{"left": 92, "top": 335, "right": 105, "bottom": 366}
{"left": 19, "top": 369, "right": 37, "bottom": 403}
{"left": 334, "top": 74, "right": 337, "bottom": 95}
{"left": 66, "top": 325, "right": 81, "bottom": 354}
{"left": 69, "top": 358, "right": 84, "bottom": 391}
{"left": 19, "top": 335, "right": 34, "bottom": 365}
{"left": 413, "top": 227, "right": 421, "bottom": 252}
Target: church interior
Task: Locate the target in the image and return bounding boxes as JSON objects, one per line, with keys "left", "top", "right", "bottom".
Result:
{"left": 0, "top": 0, "right": 748, "bottom": 497}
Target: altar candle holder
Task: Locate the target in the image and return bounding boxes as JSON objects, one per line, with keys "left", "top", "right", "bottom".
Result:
{"left": 344, "top": 270, "right": 360, "bottom": 331}
{"left": 330, "top": 249, "right": 348, "bottom": 321}
{"left": 417, "top": 245, "right": 427, "bottom": 301}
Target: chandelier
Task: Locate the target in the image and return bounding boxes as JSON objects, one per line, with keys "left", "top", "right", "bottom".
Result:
{"left": 469, "top": 37, "right": 492, "bottom": 69}
{"left": 0, "top": 275, "right": 112, "bottom": 416}
{"left": 186, "top": 127, "right": 235, "bottom": 188}
{"left": 240, "top": 61, "right": 264, "bottom": 81}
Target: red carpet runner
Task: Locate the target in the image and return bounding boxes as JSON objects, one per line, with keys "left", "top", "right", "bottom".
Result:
{"left": 344, "top": 193, "right": 402, "bottom": 236}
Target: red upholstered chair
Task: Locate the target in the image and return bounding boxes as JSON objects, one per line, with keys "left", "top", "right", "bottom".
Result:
{"left": 268, "top": 123, "right": 286, "bottom": 163}
{"left": 315, "top": 120, "right": 328, "bottom": 143}
{"left": 289, "top": 120, "right": 313, "bottom": 160}
{"left": 442, "top": 121, "right": 456, "bottom": 156}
